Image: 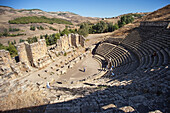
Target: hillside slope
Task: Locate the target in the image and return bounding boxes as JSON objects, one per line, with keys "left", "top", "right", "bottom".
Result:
{"left": 0, "top": 6, "right": 101, "bottom": 26}
{"left": 141, "top": 4, "right": 170, "bottom": 21}
{"left": 110, "top": 4, "right": 170, "bottom": 37}
{"left": 0, "top": 6, "right": 101, "bottom": 45}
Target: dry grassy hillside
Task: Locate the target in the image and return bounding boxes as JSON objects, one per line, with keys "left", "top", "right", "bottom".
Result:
{"left": 141, "top": 4, "right": 170, "bottom": 21}
{"left": 110, "top": 4, "right": 170, "bottom": 37}
{"left": 0, "top": 6, "right": 102, "bottom": 45}
{"left": 0, "top": 6, "right": 101, "bottom": 29}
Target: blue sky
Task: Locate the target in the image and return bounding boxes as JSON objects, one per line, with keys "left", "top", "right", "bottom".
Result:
{"left": 0, "top": 0, "right": 169, "bottom": 17}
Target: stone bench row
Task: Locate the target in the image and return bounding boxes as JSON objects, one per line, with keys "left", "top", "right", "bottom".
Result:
{"left": 105, "top": 46, "right": 138, "bottom": 75}
{"left": 122, "top": 36, "right": 169, "bottom": 70}
{"left": 95, "top": 43, "right": 116, "bottom": 57}
{"left": 95, "top": 43, "right": 139, "bottom": 75}
{"left": 106, "top": 47, "right": 132, "bottom": 67}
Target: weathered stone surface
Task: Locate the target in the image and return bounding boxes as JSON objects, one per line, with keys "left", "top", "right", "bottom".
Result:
{"left": 17, "top": 39, "right": 52, "bottom": 69}
{"left": 79, "top": 35, "right": 85, "bottom": 47}
{"left": 17, "top": 42, "right": 30, "bottom": 65}
{"left": 0, "top": 50, "right": 14, "bottom": 77}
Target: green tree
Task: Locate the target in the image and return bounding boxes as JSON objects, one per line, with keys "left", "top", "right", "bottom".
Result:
{"left": 113, "top": 23, "right": 119, "bottom": 30}
{"left": 92, "top": 21, "right": 108, "bottom": 33}
{"left": 60, "top": 28, "right": 70, "bottom": 36}
{"left": 107, "top": 23, "right": 114, "bottom": 32}
{"left": 78, "top": 23, "right": 90, "bottom": 37}
{"left": 118, "top": 15, "right": 134, "bottom": 28}
{"left": 7, "top": 43, "right": 18, "bottom": 57}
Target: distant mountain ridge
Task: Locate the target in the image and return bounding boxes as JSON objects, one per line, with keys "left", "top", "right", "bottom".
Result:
{"left": 0, "top": 5, "right": 101, "bottom": 24}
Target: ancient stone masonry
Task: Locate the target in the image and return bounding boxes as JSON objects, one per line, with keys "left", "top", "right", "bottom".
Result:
{"left": 79, "top": 35, "right": 85, "bottom": 47}
{"left": 60, "top": 34, "right": 70, "bottom": 51}
{"left": 0, "top": 33, "right": 85, "bottom": 78}
{"left": 70, "top": 33, "right": 84, "bottom": 47}
{"left": 17, "top": 42, "right": 30, "bottom": 65}
{"left": 17, "top": 39, "right": 52, "bottom": 69}
{"left": 56, "top": 33, "right": 85, "bottom": 51}
{"left": 0, "top": 50, "right": 28, "bottom": 78}
{"left": 0, "top": 50, "right": 13, "bottom": 77}
{"left": 71, "top": 33, "right": 77, "bottom": 47}
{"left": 17, "top": 34, "right": 85, "bottom": 70}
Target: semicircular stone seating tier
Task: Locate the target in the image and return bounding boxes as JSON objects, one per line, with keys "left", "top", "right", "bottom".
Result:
{"left": 95, "top": 43, "right": 139, "bottom": 75}
{"left": 95, "top": 24, "right": 170, "bottom": 76}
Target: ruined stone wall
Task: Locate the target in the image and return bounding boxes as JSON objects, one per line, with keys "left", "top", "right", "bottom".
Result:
{"left": 60, "top": 35, "right": 70, "bottom": 51}
{"left": 0, "top": 50, "right": 13, "bottom": 77}
{"left": 68, "top": 34, "right": 72, "bottom": 47}
{"left": 75, "top": 34, "right": 80, "bottom": 47}
{"left": 17, "top": 39, "right": 51, "bottom": 69}
{"left": 24, "top": 42, "right": 33, "bottom": 66}
{"left": 29, "top": 39, "right": 47, "bottom": 62}
{"left": 70, "top": 33, "right": 81, "bottom": 47}
{"left": 56, "top": 39, "right": 62, "bottom": 51}
{"left": 29, "top": 39, "right": 51, "bottom": 68}
{"left": 71, "top": 33, "right": 77, "bottom": 47}
{"left": 55, "top": 33, "right": 85, "bottom": 51}
{"left": 17, "top": 43, "right": 30, "bottom": 65}
{"left": 79, "top": 35, "right": 85, "bottom": 47}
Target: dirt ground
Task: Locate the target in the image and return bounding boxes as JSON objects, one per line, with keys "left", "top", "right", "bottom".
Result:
{"left": 25, "top": 53, "right": 100, "bottom": 84}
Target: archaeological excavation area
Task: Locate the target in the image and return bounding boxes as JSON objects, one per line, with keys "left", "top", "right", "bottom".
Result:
{"left": 0, "top": 19, "right": 169, "bottom": 113}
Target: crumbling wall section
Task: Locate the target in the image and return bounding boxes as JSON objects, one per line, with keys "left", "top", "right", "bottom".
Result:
{"left": 79, "top": 35, "right": 85, "bottom": 47}
{"left": 17, "top": 39, "right": 51, "bottom": 69}
{"left": 0, "top": 50, "right": 14, "bottom": 77}
{"left": 24, "top": 42, "right": 33, "bottom": 66}
{"left": 56, "top": 39, "right": 62, "bottom": 51}
{"left": 17, "top": 43, "right": 29, "bottom": 64}
{"left": 60, "top": 35, "right": 69, "bottom": 51}
{"left": 29, "top": 39, "right": 51, "bottom": 68}
{"left": 71, "top": 33, "right": 77, "bottom": 47}
{"left": 75, "top": 34, "right": 80, "bottom": 47}
{"left": 68, "top": 34, "right": 72, "bottom": 47}
{"left": 56, "top": 33, "right": 85, "bottom": 50}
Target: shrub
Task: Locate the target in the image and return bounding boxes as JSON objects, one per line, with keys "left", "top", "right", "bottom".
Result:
{"left": 0, "top": 43, "right": 18, "bottom": 57}
{"left": 30, "top": 26, "right": 36, "bottom": 31}
{"left": 64, "top": 52, "right": 67, "bottom": 56}
{"left": 9, "top": 28, "right": 20, "bottom": 32}
{"left": 27, "top": 36, "right": 38, "bottom": 44}
{"left": 49, "top": 27, "right": 57, "bottom": 31}
{"left": 19, "top": 39, "right": 25, "bottom": 43}
{"left": 37, "top": 26, "right": 44, "bottom": 30}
